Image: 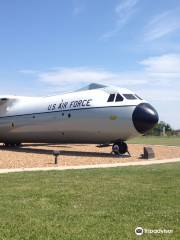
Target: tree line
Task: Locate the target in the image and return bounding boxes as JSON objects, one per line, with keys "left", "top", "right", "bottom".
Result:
{"left": 145, "top": 121, "right": 175, "bottom": 136}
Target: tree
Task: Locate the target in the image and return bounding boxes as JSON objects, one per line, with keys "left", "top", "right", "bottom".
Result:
{"left": 145, "top": 121, "right": 173, "bottom": 136}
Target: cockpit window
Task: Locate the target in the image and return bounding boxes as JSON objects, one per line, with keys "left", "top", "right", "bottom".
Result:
{"left": 107, "top": 94, "right": 115, "bottom": 102}
{"left": 135, "top": 94, "right": 142, "bottom": 100}
{"left": 115, "top": 93, "right": 123, "bottom": 102}
{"left": 123, "top": 94, "right": 137, "bottom": 100}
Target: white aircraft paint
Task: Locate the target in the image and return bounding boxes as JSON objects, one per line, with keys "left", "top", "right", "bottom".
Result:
{"left": 0, "top": 83, "right": 159, "bottom": 152}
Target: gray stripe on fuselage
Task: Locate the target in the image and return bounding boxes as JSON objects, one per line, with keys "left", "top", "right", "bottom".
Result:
{"left": 0, "top": 105, "right": 137, "bottom": 119}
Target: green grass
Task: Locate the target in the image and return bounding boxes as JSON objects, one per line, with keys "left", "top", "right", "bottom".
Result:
{"left": 128, "top": 136, "right": 180, "bottom": 146}
{"left": 0, "top": 163, "right": 180, "bottom": 239}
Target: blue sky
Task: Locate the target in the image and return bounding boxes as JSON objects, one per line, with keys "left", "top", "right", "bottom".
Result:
{"left": 0, "top": 0, "right": 180, "bottom": 128}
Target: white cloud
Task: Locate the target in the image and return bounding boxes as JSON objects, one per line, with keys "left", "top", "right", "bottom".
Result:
{"left": 37, "top": 53, "right": 180, "bottom": 90}
{"left": 140, "top": 54, "right": 180, "bottom": 73}
{"left": 138, "top": 88, "right": 180, "bottom": 102}
{"left": 39, "top": 56, "right": 180, "bottom": 103}
{"left": 115, "top": 0, "right": 138, "bottom": 21}
{"left": 144, "top": 10, "right": 180, "bottom": 41}
{"left": 19, "top": 53, "right": 180, "bottom": 102}
{"left": 38, "top": 67, "right": 147, "bottom": 88}
{"left": 101, "top": 0, "right": 139, "bottom": 39}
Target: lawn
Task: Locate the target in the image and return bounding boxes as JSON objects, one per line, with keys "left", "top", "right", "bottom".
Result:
{"left": 0, "top": 163, "right": 180, "bottom": 239}
{"left": 128, "top": 136, "right": 180, "bottom": 146}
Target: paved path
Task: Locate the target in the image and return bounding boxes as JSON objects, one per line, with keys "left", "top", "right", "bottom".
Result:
{"left": 0, "top": 158, "right": 180, "bottom": 174}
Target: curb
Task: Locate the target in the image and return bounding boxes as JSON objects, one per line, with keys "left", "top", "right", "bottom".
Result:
{"left": 0, "top": 158, "right": 180, "bottom": 174}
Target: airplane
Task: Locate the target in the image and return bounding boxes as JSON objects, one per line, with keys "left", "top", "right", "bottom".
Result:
{"left": 0, "top": 83, "right": 159, "bottom": 155}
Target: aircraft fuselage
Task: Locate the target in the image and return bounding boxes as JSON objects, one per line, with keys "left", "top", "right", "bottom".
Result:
{"left": 0, "top": 84, "right": 159, "bottom": 146}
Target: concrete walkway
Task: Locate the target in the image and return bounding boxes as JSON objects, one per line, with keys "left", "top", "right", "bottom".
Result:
{"left": 0, "top": 158, "right": 180, "bottom": 174}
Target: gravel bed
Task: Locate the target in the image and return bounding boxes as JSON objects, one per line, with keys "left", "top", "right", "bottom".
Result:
{"left": 0, "top": 143, "right": 180, "bottom": 169}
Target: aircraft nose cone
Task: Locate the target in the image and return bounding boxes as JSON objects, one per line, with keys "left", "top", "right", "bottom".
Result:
{"left": 132, "top": 103, "right": 159, "bottom": 134}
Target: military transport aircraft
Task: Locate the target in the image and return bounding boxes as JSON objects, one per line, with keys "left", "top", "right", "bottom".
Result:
{"left": 0, "top": 83, "right": 158, "bottom": 155}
